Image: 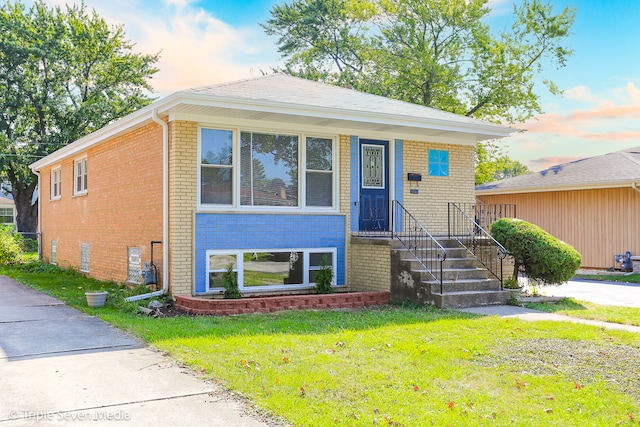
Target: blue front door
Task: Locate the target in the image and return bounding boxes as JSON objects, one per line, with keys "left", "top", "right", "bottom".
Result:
{"left": 359, "top": 139, "right": 390, "bottom": 232}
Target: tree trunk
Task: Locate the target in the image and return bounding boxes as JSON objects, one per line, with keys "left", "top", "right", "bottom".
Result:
{"left": 12, "top": 184, "right": 38, "bottom": 233}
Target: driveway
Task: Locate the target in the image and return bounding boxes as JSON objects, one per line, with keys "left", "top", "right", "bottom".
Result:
{"left": 0, "top": 276, "right": 275, "bottom": 426}
{"left": 532, "top": 278, "right": 640, "bottom": 308}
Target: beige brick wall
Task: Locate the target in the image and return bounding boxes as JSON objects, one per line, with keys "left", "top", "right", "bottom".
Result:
{"left": 168, "top": 120, "right": 198, "bottom": 295}
{"left": 402, "top": 141, "right": 476, "bottom": 235}
{"left": 39, "top": 123, "right": 163, "bottom": 283}
{"left": 349, "top": 239, "right": 391, "bottom": 292}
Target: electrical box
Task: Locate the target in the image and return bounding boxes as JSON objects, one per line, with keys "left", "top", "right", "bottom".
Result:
{"left": 407, "top": 173, "right": 422, "bottom": 181}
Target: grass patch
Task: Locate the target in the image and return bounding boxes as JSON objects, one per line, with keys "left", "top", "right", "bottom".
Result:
{"left": 523, "top": 298, "right": 640, "bottom": 327}
{"left": 574, "top": 273, "right": 640, "bottom": 284}
{"left": 2, "top": 262, "right": 640, "bottom": 426}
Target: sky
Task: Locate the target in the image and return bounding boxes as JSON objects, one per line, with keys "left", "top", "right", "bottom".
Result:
{"left": 32, "top": 0, "right": 640, "bottom": 171}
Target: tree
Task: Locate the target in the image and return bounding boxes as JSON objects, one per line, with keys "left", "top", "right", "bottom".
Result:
{"left": 475, "top": 141, "right": 530, "bottom": 185}
{"left": 262, "top": 0, "right": 575, "bottom": 124}
{"left": 0, "top": 1, "right": 159, "bottom": 232}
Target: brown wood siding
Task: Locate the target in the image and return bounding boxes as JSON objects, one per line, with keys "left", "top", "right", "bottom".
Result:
{"left": 478, "top": 187, "right": 640, "bottom": 269}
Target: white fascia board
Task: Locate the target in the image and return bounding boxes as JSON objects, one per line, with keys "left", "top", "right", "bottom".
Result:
{"left": 476, "top": 181, "right": 633, "bottom": 196}
{"left": 29, "top": 90, "right": 510, "bottom": 172}
{"left": 170, "top": 112, "right": 480, "bottom": 146}
{"left": 169, "top": 93, "right": 514, "bottom": 139}
{"left": 29, "top": 95, "right": 178, "bottom": 172}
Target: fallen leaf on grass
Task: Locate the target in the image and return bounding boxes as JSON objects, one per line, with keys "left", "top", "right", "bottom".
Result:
{"left": 448, "top": 401, "right": 455, "bottom": 410}
{"left": 412, "top": 385, "right": 420, "bottom": 391}
{"left": 300, "top": 387, "right": 306, "bottom": 396}
{"left": 575, "top": 383, "right": 584, "bottom": 390}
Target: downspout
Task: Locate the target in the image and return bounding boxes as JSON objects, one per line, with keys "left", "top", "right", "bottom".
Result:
{"left": 632, "top": 182, "right": 640, "bottom": 195}
{"left": 35, "top": 170, "right": 42, "bottom": 261}
{"left": 125, "top": 108, "right": 169, "bottom": 302}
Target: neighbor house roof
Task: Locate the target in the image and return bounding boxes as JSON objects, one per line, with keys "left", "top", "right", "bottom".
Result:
{"left": 31, "top": 74, "right": 512, "bottom": 172}
{"left": 476, "top": 146, "right": 640, "bottom": 195}
{"left": 0, "top": 194, "right": 14, "bottom": 206}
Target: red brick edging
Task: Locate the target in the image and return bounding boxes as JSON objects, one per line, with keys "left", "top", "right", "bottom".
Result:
{"left": 174, "top": 292, "right": 391, "bottom": 316}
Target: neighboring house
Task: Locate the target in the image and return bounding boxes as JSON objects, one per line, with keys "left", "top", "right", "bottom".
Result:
{"left": 476, "top": 146, "right": 640, "bottom": 269}
{"left": 0, "top": 194, "right": 16, "bottom": 226}
{"left": 30, "top": 74, "right": 511, "bottom": 302}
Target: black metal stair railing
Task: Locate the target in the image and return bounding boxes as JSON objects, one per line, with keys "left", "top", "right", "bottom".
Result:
{"left": 353, "top": 200, "right": 447, "bottom": 291}
{"left": 391, "top": 201, "right": 447, "bottom": 292}
{"left": 448, "top": 202, "right": 507, "bottom": 288}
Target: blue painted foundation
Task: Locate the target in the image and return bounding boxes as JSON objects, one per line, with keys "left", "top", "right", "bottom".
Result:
{"left": 194, "top": 213, "right": 346, "bottom": 293}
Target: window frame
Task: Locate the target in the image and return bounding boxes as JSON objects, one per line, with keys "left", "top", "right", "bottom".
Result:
{"left": 0, "top": 207, "right": 14, "bottom": 225}
{"left": 198, "top": 125, "right": 338, "bottom": 211}
{"left": 74, "top": 157, "right": 88, "bottom": 195}
{"left": 428, "top": 149, "right": 449, "bottom": 177}
{"left": 206, "top": 248, "right": 337, "bottom": 293}
{"left": 51, "top": 167, "right": 61, "bottom": 200}
{"left": 80, "top": 242, "right": 90, "bottom": 273}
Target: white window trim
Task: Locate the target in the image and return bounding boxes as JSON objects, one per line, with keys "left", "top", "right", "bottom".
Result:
{"left": 74, "top": 157, "right": 88, "bottom": 196}
{"left": 205, "top": 248, "right": 337, "bottom": 293}
{"left": 51, "top": 167, "right": 61, "bottom": 200}
{"left": 197, "top": 125, "right": 339, "bottom": 212}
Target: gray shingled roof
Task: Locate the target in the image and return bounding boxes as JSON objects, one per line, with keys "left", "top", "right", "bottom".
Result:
{"left": 476, "top": 146, "right": 640, "bottom": 194}
{"left": 184, "top": 73, "right": 501, "bottom": 129}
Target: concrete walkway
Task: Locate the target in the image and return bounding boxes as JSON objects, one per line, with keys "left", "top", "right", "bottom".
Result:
{"left": 461, "top": 305, "right": 640, "bottom": 334}
{"left": 0, "top": 276, "right": 275, "bottom": 426}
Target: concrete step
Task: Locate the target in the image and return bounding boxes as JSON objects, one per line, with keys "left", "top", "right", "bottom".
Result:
{"left": 412, "top": 267, "right": 489, "bottom": 281}
{"left": 424, "top": 278, "right": 501, "bottom": 293}
{"left": 432, "top": 289, "right": 511, "bottom": 309}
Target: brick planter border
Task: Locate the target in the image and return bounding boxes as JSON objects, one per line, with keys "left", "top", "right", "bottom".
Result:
{"left": 174, "top": 292, "right": 391, "bottom": 316}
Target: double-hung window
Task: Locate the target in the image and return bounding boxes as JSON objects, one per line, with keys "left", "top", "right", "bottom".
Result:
{"left": 305, "top": 137, "right": 333, "bottom": 207}
{"left": 74, "top": 158, "right": 88, "bottom": 195}
{"left": 201, "top": 129, "right": 234, "bottom": 205}
{"left": 51, "top": 168, "right": 61, "bottom": 200}
{"left": 199, "top": 127, "right": 335, "bottom": 209}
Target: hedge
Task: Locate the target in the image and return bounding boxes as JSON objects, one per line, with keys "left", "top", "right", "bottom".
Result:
{"left": 490, "top": 218, "right": 582, "bottom": 286}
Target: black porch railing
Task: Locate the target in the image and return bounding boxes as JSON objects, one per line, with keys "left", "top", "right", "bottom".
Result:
{"left": 354, "top": 200, "right": 447, "bottom": 290}
{"left": 462, "top": 202, "right": 517, "bottom": 232}
{"left": 448, "top": 202, "right": 507, "bottom": 287}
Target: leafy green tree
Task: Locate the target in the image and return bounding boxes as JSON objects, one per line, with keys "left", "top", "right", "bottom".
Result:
{"left": 263, "top": 0, "right": 575, "bottom": 123}
{"left": 0, "top": 1, "right": 159, "bottom": 232}
{"left": 475, "top": 141, "right": 530, "bottom": 185}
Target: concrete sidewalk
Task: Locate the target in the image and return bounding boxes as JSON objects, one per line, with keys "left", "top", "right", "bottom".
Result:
{"left": 461, "top": 304, "right": 640, "bottom": 334}
{"left": 0, "top": 276, "right": 276, "bottom": 426}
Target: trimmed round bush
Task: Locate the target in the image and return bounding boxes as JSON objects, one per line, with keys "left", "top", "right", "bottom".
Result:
{"left": 490, "top": 218, "right": 581, "bottom": 286}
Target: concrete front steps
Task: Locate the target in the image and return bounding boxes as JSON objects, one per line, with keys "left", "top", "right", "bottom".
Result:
{"left": 392, "top": 238, "right": 510, "bottom": 309}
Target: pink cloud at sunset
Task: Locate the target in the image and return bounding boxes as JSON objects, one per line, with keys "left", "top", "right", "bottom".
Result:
{"left": 529, "top": 156, "right": 582, "bottom": 170}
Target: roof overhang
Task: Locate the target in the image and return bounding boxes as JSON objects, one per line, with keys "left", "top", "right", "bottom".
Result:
{"left": 31, "top": 92, "right": 513, "bottom": 172}
{"left": 476, "top": 180, "right": 640, "bottom": 196}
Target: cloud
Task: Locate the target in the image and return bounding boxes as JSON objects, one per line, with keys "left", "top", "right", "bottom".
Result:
{"left": 529, "top": 156, "right": 582, "bottom": 170}
{"left": 519, "top": 83, "right": 640, "bottom": 142}
{"left": 564, "top": 85, "right": 598, "bottom": 103}
{"left": 42, "top": 0, "right": 280, "bottom": 95}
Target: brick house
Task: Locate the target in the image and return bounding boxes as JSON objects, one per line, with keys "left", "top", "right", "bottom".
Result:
{"left": 30, "top": 74, "right": 511, "bottom": 306}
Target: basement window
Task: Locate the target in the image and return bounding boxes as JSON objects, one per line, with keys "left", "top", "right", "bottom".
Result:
{"left": 80, "top": 243, "right": 90, "bottom": 273}
{"left": 51, "top": 240, "right": 58, "bottom": 265}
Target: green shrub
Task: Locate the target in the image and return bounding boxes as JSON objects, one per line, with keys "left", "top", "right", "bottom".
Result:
{"left": 0, "top": 225, "right": 24, "bottom": 264}
{"left": 490, "top": 218, "right": 581, "bottom": 286}
{"left": 314, "top": 256, "right": 334, "bottom": 294}
{"left": 223, "top": 263, "right": 242, "bottom": 299}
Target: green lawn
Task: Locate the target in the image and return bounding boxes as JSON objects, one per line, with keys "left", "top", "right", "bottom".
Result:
{"left": 574, "top": 273, "right": 640, "bottom": 284}
{"left": 2, "top": 262, "right": 640, "bottom": 426}
{"left": 523, "top": 298, "right": 640, "bottom": 327}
